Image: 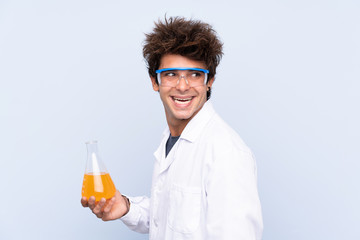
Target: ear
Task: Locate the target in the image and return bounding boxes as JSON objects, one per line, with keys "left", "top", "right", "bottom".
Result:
{"left": 151, "top": 76, "right": 159, "bottom": 92}
{"left": 207, "top": 77, "right": 215, "bottom": 89}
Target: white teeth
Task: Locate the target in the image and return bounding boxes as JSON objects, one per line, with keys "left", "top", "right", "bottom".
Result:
{"left": 173, "top": 97, "right": 192, "bottom": 102}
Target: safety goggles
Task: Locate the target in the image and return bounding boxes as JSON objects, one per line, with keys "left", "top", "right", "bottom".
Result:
{"left": 155, "top": 68, "right": 209, "bottom": 87}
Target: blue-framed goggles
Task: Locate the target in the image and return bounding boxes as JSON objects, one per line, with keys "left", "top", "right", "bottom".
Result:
{"left": 155, "top": 68, "right": 209, "bottom": 87}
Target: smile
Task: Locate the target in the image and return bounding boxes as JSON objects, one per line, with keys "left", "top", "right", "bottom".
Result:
{"left": 172, "top": 96, "right": 194, "bottom": 104}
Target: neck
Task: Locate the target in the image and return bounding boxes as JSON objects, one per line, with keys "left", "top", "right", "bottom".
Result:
{"left": 167, "top": 118, "right": 189, "bottom": 137}
{"left": 165, "top": 105, "right": 205, "bottom": 136}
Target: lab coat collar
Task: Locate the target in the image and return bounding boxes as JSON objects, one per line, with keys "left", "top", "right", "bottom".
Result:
{"left": 154, "top": 129, "right": 168, "bottom": 163}
{"left": 153, "top": 128, "right": 175, "bottom": 173}
{"left": 180, "top": 100, "right": 216, "bottom": 143}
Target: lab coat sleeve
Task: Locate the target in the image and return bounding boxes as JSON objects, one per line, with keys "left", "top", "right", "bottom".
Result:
{"left": 120, "top": 195, "right": 150, "bottom": 234}
{"left": 205, "top": 146, "right": 263, "bottom": 240}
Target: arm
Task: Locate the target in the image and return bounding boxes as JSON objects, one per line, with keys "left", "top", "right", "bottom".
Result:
{"left": 205, "top": 147, "right": 263, "bottom": 240}
{"left": 120, "top": 195, "right": 150, "bottom": 233}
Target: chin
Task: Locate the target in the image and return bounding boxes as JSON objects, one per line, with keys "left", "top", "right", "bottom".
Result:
{"left": 173, "top": 112, "right": 193, "bottom": 120}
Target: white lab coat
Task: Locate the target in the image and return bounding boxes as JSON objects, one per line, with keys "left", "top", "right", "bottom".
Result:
{"left": 121, "top": 101, "right": 263, "bottom": 239}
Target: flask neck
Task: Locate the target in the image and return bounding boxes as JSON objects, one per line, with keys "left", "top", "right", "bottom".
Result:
{"left": 85, "top": 141, "right": 107, "bottom": 174}
{"left": 86, "top": 141, "right": 99, "bottom": 155}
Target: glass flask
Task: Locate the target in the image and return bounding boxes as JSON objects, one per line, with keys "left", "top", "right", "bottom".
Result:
{"left": 81, "top": 140, "right": 116, "bottom": 201}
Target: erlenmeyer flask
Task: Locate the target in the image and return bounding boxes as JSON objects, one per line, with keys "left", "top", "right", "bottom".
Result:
{"left": 81, "top": 140, "right": 116, "bottom": 201}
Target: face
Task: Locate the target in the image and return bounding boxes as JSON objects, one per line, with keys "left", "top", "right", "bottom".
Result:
{"left": 151, "top": 54, "right": 214, "bottom": 130}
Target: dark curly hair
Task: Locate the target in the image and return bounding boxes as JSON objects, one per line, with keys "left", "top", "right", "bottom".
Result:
{"left": 143, "top": 16, "right": 223, "bottom": 99}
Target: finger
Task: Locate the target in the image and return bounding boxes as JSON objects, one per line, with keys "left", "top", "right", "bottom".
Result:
{"left": 101, "top": 198, "right": 115, "bottom": 221}
{"left": 81, "top": 197, "right": 88, "bottom": 207}
{"left": 92, "top": 198, "right": 106, "bottom": 215}
{"left": 88, "top": 196, "right": 96, "bottom": 210}
{"left": 94, "top": 198, "right": 107, "bottom": 218}
{"left": 102, "top": 212, "right": 111, "bottom": 221}
{"left": 103, "top": 197, "right": 116, "bottom": 213}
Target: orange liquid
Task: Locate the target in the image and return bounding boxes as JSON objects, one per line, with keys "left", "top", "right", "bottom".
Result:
{"left": 82, "top": 173, "right": 116, "bottom": 201}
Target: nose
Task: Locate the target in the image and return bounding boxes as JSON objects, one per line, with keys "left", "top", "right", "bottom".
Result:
{"left": 176, "top": 75, "right": 190, "bottom": 91}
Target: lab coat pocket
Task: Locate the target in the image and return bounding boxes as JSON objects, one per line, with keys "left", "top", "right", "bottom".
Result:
{"left": 167, "top": 184, "right": 201, "bottom": 234}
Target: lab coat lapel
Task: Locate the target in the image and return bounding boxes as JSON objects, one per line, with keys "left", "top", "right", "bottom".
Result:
{"left": 180, "top": 101, "right": 216, "bottom": 142}
{"left": 153, "top": 128, "right": 175, "bottom": 174}
{"left": 159, "top": 147, "right": 176, "bottom": 174}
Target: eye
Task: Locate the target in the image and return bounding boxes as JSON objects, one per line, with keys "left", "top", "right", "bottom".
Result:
{"left": 190, "top": 71, "right": 203, "bottom": 78}
{"left": 164, "top": 71, "right": 177, "bottom": 77}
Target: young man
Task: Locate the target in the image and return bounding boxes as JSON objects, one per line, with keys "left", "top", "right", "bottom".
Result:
{"left": 81, "top": 17, "right": 263, "bottom": 239}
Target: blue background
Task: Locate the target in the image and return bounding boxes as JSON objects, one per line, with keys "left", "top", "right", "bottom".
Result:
{"left": 0, "top": 0, "right": 359, "bottom": 239}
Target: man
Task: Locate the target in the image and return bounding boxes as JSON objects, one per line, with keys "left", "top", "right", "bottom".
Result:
{"left": 81, "top": 16, "right": 263, "bottom": 239}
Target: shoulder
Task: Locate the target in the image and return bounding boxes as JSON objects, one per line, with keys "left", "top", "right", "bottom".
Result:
{"left": 199, "top": 113, "right": 258, "bottom": 190}
{"left": 199, "top": 112, "right": 257, "bottom": 171}
{"left": 204, "top": 112, "right": 252, "bottom": 154}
